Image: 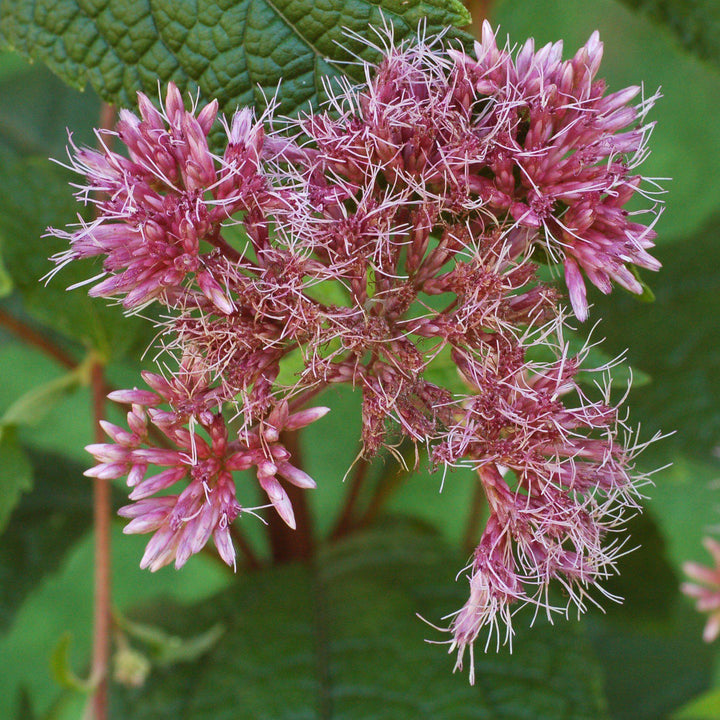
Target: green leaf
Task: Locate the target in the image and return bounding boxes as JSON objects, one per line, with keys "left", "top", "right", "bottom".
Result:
{"left": 646, "top": 454, "right": 720, "bottom": 571}
{"left": 0, "top": 450, "right": 95, "bottom": 632}
{"left": 113, "top": 520, "right": 609, "bottom": 719}
{"left": 0, "top": 153, "right": 153, "bottom": 358}
{"left": 589, "top": 211, "right": 720, "bottom": 460}
{"left": 0, "top": 50, "right": 100, "bottom": 159}
{"left": 50, "top": 633, "right": 94, "bottom": 693}
{"left": 627, "top": 265, "right": 656, "bottom": 303}
{"left": 616, "top": 0, "right": 720, "bottom": 71}
{"left": 115, "top": 612, "right": 224, "bottom": 667}
{"left": 584, "top": 509, "right": 715, "bottom": 720}
{"left": 0, "top": 0, "right": 471, "bottom": 119}
{"left": 0, "top": 430, "right": 32, "bottom": 533}
{"left": 0, "top": 520, "right": 231, "bottom": 720}
{"left": 587, "top": 600, "right": 715, "bottom": 720}
{"left": 675, "top": 687, "right": 720, "bottom": 720}
{"left": 0, "top": 368, "right": 83, "bottom": 434}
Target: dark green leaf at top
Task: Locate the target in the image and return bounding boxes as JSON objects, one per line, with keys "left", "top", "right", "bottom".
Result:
{"left": 0, "top": 0, "right": 472, "bottom": 120}
{"left": 113, "top": 519, "right": 609, "bottom": 719}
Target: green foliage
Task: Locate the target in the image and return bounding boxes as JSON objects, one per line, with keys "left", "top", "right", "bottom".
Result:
{"left": 592, "top": 212, "right": 720, "bottom": 460}
{"left": 675, "top": 686, "right": 720, "bottom": 719}
{"left": 0, "top": 430, "right": 33, "bottom": 533}
{"left": 585, "top": 510, "right": 716, "bottom": 720}
{"left": 112, "top": 521, "right": 609, "bottom": 719}
{"left": 0, "top": 367, "right": 83, "bottom": 434}
{"left": 0, "top": 153, "right": 152, "bottom": 358}
{"left": 617, "top": 0, "right": 720, "bottom": 70}
{"left": 0, "top": 0, "right": 471, "bottom": 119}
{"left": 0, "top": 0, "right": 718, "bottom": 717}
{"left": 0, "top": 451, "right": 95, "bottom": 632}
{"left": 50, "top": 633, "right": 95, "bottom": 693}
{"left": 115, "top": 613, "right": 225, "bottom": 667}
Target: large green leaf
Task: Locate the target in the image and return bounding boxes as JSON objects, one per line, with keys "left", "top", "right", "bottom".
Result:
{"left": 0, "top": 430, "right": 33, "bottom": 534}
{"left": 587, "top": 600, "right": 715, "bottom": 720}
{"left": 112, "top": 520, "right": 609, "bottom": 719}
{"left": 0, "top": 450, "right": 93, "bottom": 633}
{"left": 589, "top": 212, "right": 720, "bottom": 461}
{"left": 647, "top": 454, "right": 720, "bottom": 570}
{"left": 584, "top": 509, "right": 716, "bottom": 720}
{"left": 617, "top": 0, "right": 720, "bottom": 71}
{"left": 0, "top": 0, "right": 471, "bottom": 118}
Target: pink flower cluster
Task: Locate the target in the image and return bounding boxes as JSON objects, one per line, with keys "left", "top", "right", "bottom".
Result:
{"left": 51, "top": 22, "right": 660, "bottom": 679}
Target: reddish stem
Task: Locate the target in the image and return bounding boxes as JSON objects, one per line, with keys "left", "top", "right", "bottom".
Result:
{"left": 329, "top": 452, "right": 369, "bottom": 540}
{"left": 355, "top": 448, "right": 414, "bottom": 528}
{"left": 462, "top": 476, "right": 487, "bottom": 553}
{"left": 90, "top": 359, "right": 111, "bottom": 720}
{"left": 266, "top": 430, "right": 315, "bottom": 562}
{"left": 464, "top": 0, "right": 493, "bottom": 36}
{"left": 88, "top": 101, "right": 116, "bottom": 720}
{"left": 0, "top": 308, "right": 75, "bottom": 368}
{"left": 229, "top": 523, "right": 262, "bottom": 570}
{"left": 209, "top": 231, "right": 243, "bottom": 263}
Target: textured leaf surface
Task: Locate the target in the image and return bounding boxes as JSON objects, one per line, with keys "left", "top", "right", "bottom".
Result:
{"left": 0, "top": 369, "right": 81, "bottom": 432}
{"left": 0, "top": 0, "right": 471, "bottom": 118}
{"left": 585, "top": 511, "right": 715, "bottom": 720}
{"left": 113, "top": 521, "right": 609, "bottom": 719}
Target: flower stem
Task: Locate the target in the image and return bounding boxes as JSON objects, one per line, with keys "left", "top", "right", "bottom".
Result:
{"left": 464, "top": 0, "right": 493, "bottom": 37}
{"left": 355, "top": 445, "right": 415, "bottom": 528}
{"left": 229, "top": 523, "right": 262, "bottom": 570}
{"left": 88, "top": 101, "right": 116, "bottom": 720}
{"left": 90, "top": 358, "right": 111, "bottom": 720}
{"left": 0, "top": 308, "right": 75, "bottom": 368}
{"left": 267, "top": 429, "right": 315, "bottom": 562}
{"left": 462, "top": 476, "right": 487, "bottom": 554}
{"left": 329, "top": 452, "right": 369, "bottom": 540}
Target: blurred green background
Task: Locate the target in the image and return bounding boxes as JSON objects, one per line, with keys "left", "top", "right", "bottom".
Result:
{"left": 0, "top": 0, "right": 718, "bottom": 717}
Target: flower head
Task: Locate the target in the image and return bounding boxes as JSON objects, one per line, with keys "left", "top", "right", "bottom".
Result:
{"left": 49, "top": 21, "right": 661, "bottom": 678}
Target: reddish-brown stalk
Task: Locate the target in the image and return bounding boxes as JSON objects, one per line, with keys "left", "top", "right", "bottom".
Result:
{"left": 89, "top": 356, "right": 111, "bottom": 720}
{"left": 267, "top": 430, "right": 315, "bottom": 562}
{"left": 88, "top": 101, "right": 116, "bottom": 720}
{"left": 0, "top": 308, "right": 75, "bottom": 368}
{"left": 329, "top": 452, "right": 370, "bottom": 540}
{"left": 461, "top": 477, "right": 488, "bottom": 554}
{"left": 464, "top": 0, "right": 493, "bottom": 38}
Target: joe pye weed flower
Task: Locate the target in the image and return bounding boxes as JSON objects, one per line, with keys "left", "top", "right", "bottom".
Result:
{"left": 49, "top": 21, "right": 664, "bottom": 682}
